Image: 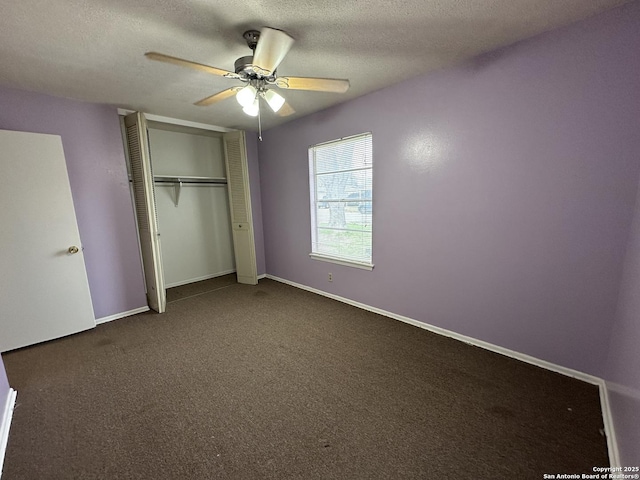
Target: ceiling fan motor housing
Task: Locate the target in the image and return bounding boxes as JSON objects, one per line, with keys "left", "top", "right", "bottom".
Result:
{"left": 234, "top": 56, "right": 254, "bottom": 75}
{"left": 234, "top": 55, "right": 276, "bottom": 82}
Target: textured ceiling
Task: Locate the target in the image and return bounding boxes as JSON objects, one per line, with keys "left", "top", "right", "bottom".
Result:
{"left": 0, "top": 0, "right": 631, "bottom": 131}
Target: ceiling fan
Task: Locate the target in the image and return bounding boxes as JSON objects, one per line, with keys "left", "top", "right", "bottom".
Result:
{"left": 145, "top": 27, "right": 350, "bottom": 122}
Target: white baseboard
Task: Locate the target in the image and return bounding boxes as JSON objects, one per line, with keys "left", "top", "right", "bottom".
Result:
{"left": 266, "top": 275, "right": 599, "bottom": 383}
{"left": 257, "top": 274, "right": 267, "bottom": 280}
{"left": 0, "top": 388, "right": 17, "bottom": 479}
{"left": 265, "top": 274, "right": 619, "bottom": 465}
{"left": 600, "top": 383, "right": 621, "bottom": 469}
{"left": 164, "top": 270, "right": 236, "bottom": 289}
{"left": 95, "top": 306, "right": 150, "bottom": 325}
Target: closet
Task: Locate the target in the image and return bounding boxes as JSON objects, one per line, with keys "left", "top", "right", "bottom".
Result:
{"left": 123, "top": 112, "right": 257, "bottom": 313}
{"left": 149, "top": 121, "right": 234, "bottom": 288}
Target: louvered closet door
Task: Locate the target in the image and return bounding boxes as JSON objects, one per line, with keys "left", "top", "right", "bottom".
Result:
{"left": 124, "top": 112, "right": 166, "bottom": 312}
{"left": 223, "top": 131, "right": 258, "bottom": 285}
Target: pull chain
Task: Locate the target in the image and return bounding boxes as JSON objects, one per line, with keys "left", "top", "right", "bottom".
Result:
{"left": 258, "top": 100, "right": 263, "bottom": 141}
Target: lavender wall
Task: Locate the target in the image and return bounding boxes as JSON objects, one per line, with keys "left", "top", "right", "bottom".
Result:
{"left": 258, "top": 0, "right": 640, "bottom": 378}
{"left": 245, "top": 131, "right": 266, "bottom": 276}
{"left": 0, "top": 87, "right": 147, "bottom": 319}
{"left": 606, "top": 174, "right": 640, "bottom": 464}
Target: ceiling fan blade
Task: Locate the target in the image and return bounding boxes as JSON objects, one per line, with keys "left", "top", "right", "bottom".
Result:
{"left": 252, "top": 27, "right": 295, "bottom": 76}
{"left": 145, "top": 52, "right": 240, "bottom": 79}
{"left": 276, "top": 101, "right": 295, "bottom": 117}
{"left": 275, "top": 76, "right": 350, "bottom": 93}
{"left": 194, "top": 87, "right": 242, "bottom": 106}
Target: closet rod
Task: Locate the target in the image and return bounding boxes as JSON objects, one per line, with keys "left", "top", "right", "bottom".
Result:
{"left": 153, "top": 176, "right": 227, "bottom": 185}
{"left": 128, "top": 176, "right": 227, "bottom": 207}
{"left": 152, "top": 177, "right": 227, "bottom": 208}
{"left": 128, "top": 176, "right": 227, "bottom": 185}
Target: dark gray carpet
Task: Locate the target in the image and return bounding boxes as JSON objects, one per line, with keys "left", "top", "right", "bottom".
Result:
{"left": 166, "top": 274, "right": 237, "bottom": 303}
{"left": 2, "top": 279, "right": 608, "bottom": 479}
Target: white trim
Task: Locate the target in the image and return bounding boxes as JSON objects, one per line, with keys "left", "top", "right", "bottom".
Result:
{"left": 95, "top": 306, "right": 150, "bottom": 325}
{"left": 164, "top": 270, "right": 236, "bottom": 289}
{"left": 0, "top": 388, "right": 17, "bottom": 479}
{"left": 600, "top": 382, "right": 621, "bottom": 469}
{"left": 265, "top": 274, "right": 619, "bottom": 467}
{"left": 309, "top": 253, "right": 374, "bottom": 271}
{"left": 257, "top": 274, "right": 267, "bottom": 280}
{"left": 312, "top": 131, "right": 373, "bottom": 148}
{"left": 116, "top": 109, "right": 233, "bottom": 133}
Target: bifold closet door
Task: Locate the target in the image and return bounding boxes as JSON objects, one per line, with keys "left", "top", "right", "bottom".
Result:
{"left": 223, "top": 131, "right": 258, "bottom": 285}
{"left": 124, "top": 112, "right": 166, "bottom": 313}
{"left": 0, "top": 129, "right": 95, "bottom": 351}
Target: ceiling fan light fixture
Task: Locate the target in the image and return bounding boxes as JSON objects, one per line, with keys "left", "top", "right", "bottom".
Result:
{"left": 236, "top": 85, "right": 257, "bottom": 107}
{"left": 242, "top": 98, "right": 260, "bottom": 116}
{"left": 262, "top": 89, "right": 285, "bottom": 113}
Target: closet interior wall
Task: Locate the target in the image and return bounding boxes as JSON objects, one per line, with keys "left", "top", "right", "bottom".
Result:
{"left": 147, "top": 121, "right": 235, "bottom": 288}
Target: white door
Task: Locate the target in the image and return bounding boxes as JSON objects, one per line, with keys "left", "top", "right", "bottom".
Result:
{"left": 223, "top": 131, "right": 258, "bottom": 285}
{"left": 0, "top": 129, "right": 95, "bottom": 352}
{"left": 124, "top": 112, "right": 166, "bottom": 312}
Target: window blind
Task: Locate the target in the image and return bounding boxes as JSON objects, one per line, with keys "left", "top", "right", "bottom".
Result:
{"left": 309, "top": 132, "right": 373, "bottom": 267}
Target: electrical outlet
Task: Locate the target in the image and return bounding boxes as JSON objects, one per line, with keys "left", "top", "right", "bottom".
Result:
{"left": 328, "top": 273, "right": 333, "bottom": 282}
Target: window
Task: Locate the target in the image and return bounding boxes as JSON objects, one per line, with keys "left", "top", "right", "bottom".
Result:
{"left": 308, "top": 132, "right": 373, "bottom": 270}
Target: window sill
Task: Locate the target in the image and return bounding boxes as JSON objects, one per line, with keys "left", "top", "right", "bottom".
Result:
{"left": 309, "top": 253, "right": 374, "bottom": 271}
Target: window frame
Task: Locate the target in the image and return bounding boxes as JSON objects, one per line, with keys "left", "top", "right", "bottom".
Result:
{"left": 308, "top": 132, "right": 374, "bottom": 271}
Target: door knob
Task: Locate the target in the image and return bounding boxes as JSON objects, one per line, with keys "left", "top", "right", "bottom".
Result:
{"left": 68, "top": 246, "right": 79, "bottom": 254}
